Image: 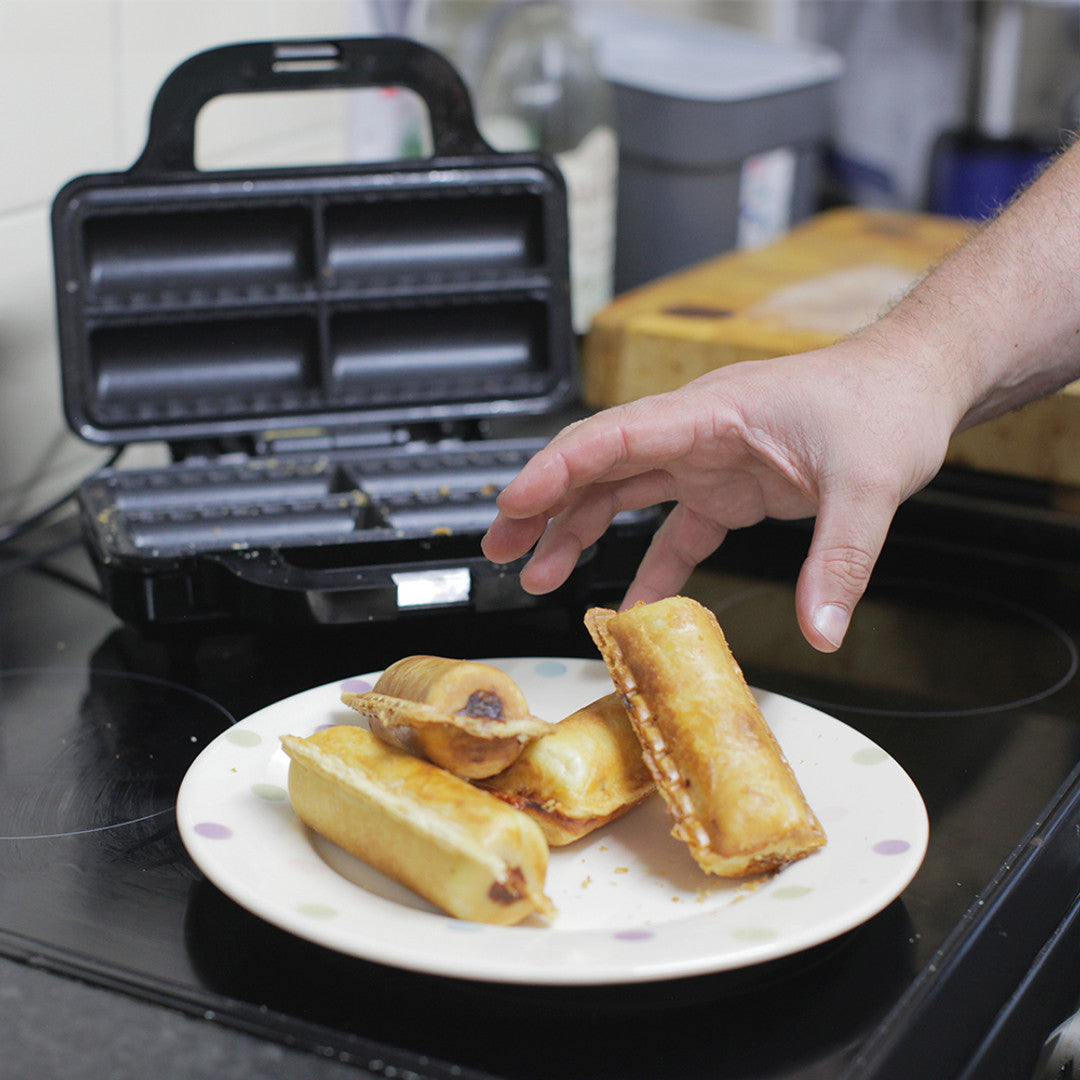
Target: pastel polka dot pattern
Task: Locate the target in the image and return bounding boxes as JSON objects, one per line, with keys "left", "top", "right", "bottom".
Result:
{"left": 176, "top": 657, "right": 928, "bottom": 984}
{"left": 252, "top": 783, "right": 287, "bottom": 801}
{"left": 341, "top": 677, "right": 373, "bottom": 694}
{"left": 852, "top": 746, "right": 890, "bottom": 766}
{"left": 535, "top": 659, "right": 569, "bottom": 678}
{"left": 732, "top": 927, "right": 777, "bottom": 943}
{"left": 297, "top": 902, "right": 338, "bottom": 919}
{"left": 225, "top": 728, "right": 261, "bottom": 747}
{"left": 873, "top": 839, "right": 912, "bottom": 856}
{"left": 193, "top": 821, "right": 232, "bottom": 839}
{"left": 773, "top": 885, "right": 813, "bottom": 900}
{"left": 446, "top": 920, "right": 485, "bottom": 933}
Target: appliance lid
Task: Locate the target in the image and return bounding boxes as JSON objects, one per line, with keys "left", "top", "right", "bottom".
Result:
{"left": 50, "top": 37, "right": 576, "bottom": 448}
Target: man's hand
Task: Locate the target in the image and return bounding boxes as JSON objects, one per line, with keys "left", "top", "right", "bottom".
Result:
{"left": 483, "top": 342, "right": 954, "bottom": 651}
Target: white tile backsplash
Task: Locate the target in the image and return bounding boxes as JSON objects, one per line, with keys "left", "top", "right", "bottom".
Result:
{"left": 0, "top": 0, "right": 365, "bottom": 508}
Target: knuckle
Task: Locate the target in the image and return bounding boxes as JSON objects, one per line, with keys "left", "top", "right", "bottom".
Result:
{"left": 816, "top": 543, "right": 877, "bottom": 594}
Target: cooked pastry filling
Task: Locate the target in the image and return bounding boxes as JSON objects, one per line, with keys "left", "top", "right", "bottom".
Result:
{"left": 342, "top": 657, "right": 553, "bottom": 779}
{"left": 488, "top": 865, "right": 529, "bottom": 905}
{"left": 460, "top": 690, "right": 505, "bottom": 720}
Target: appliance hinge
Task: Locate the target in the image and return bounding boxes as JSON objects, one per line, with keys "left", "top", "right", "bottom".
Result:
{"left": 253, "top": 426, "right": 411, "bottom": 456}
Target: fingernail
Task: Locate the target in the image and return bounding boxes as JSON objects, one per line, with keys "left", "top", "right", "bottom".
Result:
{"left": 812, "top": 603, "right": 848, "bottom": 650}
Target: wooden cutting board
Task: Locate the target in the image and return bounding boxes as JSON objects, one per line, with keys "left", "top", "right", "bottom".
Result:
{"left": 583, "top": 207, "right": 1080, "bottom": 487}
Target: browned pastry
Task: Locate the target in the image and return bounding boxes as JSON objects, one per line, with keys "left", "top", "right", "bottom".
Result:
{"left": 477, "top": 692, "right": 655, "bottom": 845}
{"left": 585, "top": 596, "right": 826, "bottom": 877}
{"left": 281, "top": 725, "right": 556, "bottom": 925}
{"left": 342, "top": 655, "right": 553, "bottom": 779}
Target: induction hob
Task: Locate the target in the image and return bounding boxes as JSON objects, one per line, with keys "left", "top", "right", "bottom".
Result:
{"left": 3, "top": 470, "right": 1080, "bottom": 1080}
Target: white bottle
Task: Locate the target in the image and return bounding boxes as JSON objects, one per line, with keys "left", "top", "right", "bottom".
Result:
{"left": 476, "top": 1, "right": 617, "bottom": 333}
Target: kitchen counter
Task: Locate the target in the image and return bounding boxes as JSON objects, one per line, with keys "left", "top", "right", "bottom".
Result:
{"left": 3, "top": 478, "right": 1080, "bottom": 1079}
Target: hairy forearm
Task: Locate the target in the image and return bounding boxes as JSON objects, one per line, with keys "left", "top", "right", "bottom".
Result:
{"left": 862, "top": 140, "right": 1080, "bottom": 434}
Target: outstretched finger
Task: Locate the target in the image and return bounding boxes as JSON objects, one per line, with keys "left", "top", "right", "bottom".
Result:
{"left": 517, "top": 470, "right": 678, "bottom": 593}
{"left": 795, "top": 493, "right": 896, "bottom": 652}
{"left": 495, "top": 395, "right": 697, "bottom": 520}
{"left": 480, "top": 510, "right": 551, "bottom": 566}
{"left": 621, "top": 504, "right": 730, "bottom": 608}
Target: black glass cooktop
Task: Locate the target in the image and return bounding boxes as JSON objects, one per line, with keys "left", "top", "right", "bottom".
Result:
{"left": 3, "top": 496, "right": 1080, "bottom": 1080}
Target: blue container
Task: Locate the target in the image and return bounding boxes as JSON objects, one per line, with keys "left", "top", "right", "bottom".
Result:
{"left": 927, "top": 130, "right": 1058, "bottom": 220}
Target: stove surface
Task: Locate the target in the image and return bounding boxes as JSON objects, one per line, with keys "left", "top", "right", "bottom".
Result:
{"left": 3, "top": 503, "right": 1080, "bottom": 1080}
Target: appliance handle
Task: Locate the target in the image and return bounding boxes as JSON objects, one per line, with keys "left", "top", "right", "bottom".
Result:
{"left": 131, "top": 36, "right": 491, "bottom": 175}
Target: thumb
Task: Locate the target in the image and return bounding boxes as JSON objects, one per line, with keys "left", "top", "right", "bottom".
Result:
{"left": 795, "top": 495, "right": 896, "bottom": 652}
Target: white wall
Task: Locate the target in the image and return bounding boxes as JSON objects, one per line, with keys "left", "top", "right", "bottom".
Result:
{"left": 3, "top": 0, "right": 1074, "bottom": 523}
{"left": 0, "top": 0, "right": 371, "bottom": 518}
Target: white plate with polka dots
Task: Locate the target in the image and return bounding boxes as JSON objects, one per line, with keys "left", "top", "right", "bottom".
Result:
{"left": 176, "top": 657, "right": 928, "bottom": 985}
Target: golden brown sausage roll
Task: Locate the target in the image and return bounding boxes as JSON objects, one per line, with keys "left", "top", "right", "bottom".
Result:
{"left": 477, "top": 693, "right": 655, "bottom": 846}
{"left": 585, "top": 597, "right": 826, "bottom": 878}
{"left": 342, "top": 655, "right": 553, "bottom": 779}
{"left": 281, "top": 725, "right": 556, "bottom": 925}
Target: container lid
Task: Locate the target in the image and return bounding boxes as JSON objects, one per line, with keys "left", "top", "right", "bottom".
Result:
{"left": 51, "top": 37, "right": 576, "bottom": 447}
{"left": 575, "top": 5, "right": 842, "bottom": 103}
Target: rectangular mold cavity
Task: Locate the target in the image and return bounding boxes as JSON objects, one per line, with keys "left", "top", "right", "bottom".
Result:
{"left": 382, "top": 497, "right": 500, "bottom": 536}
{"left": 324, "top": 193, "right": 544, "bottom": 279}
{"left": 111, "top": 473, "right": 336, "bottom": 512}
{"left": 88, "top": 314, "right": 318, "bottom": 408}
{"left": 350, "top": 445, "right": 533, "bottom": 500}
{"left": 83, "top": 205, "right": 314, "bottom": 296}
{"left": 330, "top": 299, "right": 548, "bottom": 398}
{"left": 106, "top": 463, "right": 345, "bottom": 514}
{"left": 358, "top": 463, "right": 518, "bottom": 500}
{"left": 121, "top": 503, "right": 370, "bottom": 553}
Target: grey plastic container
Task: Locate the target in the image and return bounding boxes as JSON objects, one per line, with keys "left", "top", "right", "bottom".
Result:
{"left": 578, "top": 8, "right": 843, "bottom": 291}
